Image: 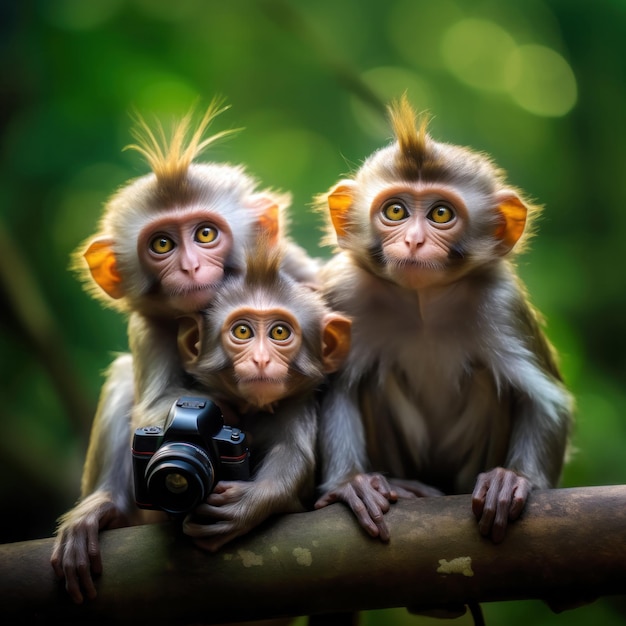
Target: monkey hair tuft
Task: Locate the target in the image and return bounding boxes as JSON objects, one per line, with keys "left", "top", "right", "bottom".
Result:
{"left": 388, "top": 94, "right": 441, "bottom": 180}
{"left": 243, "top": 235, "right": 284, "bottom": 290}
{"left": 124, "top": 98, "right": 238, "bottom": 200}
{"left": 389, "top": 95, "right": 429, "bottom": 166}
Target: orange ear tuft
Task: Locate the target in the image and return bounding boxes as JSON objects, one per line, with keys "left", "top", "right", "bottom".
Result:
{"left": 257, "top": 202, "right": 280, "bottom": 246}
{"left": 495, "top": 194, "right": 528, "bottom": 253}
{"left": 249, "top": 194, "right": 281, "bottom": 246}
{"left": 327, "top": 182, "right": 355, "bottom": 238}
{"left": 83, "top": 238, "right": 125, "bottom": 299}
{"left": 321, "top": 314, "right": 352, "bottom": 373}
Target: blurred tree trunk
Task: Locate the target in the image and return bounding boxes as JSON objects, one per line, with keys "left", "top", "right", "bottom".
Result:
{"left": 1, "top": 486, "right": 625, "bottom": 625}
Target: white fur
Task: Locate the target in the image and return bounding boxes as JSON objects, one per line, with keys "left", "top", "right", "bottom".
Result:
{"left": 319, "top": 251, "right": 573, "bottom": 493}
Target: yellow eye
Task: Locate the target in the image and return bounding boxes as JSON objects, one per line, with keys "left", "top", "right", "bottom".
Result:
{"left": 150, "top": 236, "right": 175, "bottom": 254}
{"left": 195, "top": 224, "right": 218, "bottom": 244}
{"left": 382, "top": 201, "right": 409, "bottom": 222}
{"left": 428, "top": 205, "right": 455, "bottom": 224}
{"left": 269, "top": 324, "right": 291, "bottom": 341}
{"left": 232, "top": 324, "right": 253, "bottom": 340}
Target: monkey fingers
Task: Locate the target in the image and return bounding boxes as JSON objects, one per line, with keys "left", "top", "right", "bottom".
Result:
{"left": 51, "top": 496, "right": 130, "bottom": 604}
{"left": 365, "top": 472, "right": 401, "bottom": 502}
{"left": 204, "top": 480, "right": 247, "bottom": 506}
{"left": 186, "top": 503, "right": 236, "bottom": 527}
{"left": 185, "top": 511, "right": 254, "bottom": 552}
{"left": 388, "top": 478, "right": 444, "bottom": 498}
{"left": 315, "top": 474, "right": 393, "bottom": 542}
{"left": 471, "top": 467, "right": 531, "bottom": 543}
{"left": 51, "top": 519, "right": 101, "bottom": 604}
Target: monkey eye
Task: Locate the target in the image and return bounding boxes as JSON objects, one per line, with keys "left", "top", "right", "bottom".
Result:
{"left": 269, "top": 324, "right": 292, "bottom": 341}
{"left": 195, "top": 224, "right": 218, "bottom": 244}
{"left": 382, "top": 201, "right": 409, "bottom": 222}
{"left": 427, "top": 205, "right": 455, "bottom": 224}
{"left": 231, "top": 323, "right": 254, "bottom": 340}
{"left": 150, "top": 235, "right": 175, "bottom": 254}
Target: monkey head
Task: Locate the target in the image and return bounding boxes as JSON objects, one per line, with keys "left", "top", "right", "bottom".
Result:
{"left": 178, "top": 245, "right": 351, "bottom": 412}
{"left": 318, "top": 95, "right": 539, "bottom": 291}
{"left": 73, "top": 102, "right": 286, "bottom": 317}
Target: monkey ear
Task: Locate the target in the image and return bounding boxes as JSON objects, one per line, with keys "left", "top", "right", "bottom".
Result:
{"left": 494, "top": 193, "right": 528, "bottom": 254}
{"left": 83, "top": 238, "right": 125, "bottom": 299}
{"left": 177, "top": 313, "right": 204, "bottom": 368}
{"left": 250, "top": 194, "right": 280, "bottom": 246}
{"left": 327, "top": 181, "right": 356, "bottom": 238}
{"left": 320, "top": 314, "right": 352, "bottom": 374}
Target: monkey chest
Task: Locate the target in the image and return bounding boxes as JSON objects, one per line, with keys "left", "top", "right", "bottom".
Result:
{"left": 361, "top": 336, "right": 512, "bottom": 488}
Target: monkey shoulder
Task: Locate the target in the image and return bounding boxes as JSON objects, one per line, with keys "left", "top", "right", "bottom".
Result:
{"left": 281, "top": 241, "right": 323, "bottom": 284}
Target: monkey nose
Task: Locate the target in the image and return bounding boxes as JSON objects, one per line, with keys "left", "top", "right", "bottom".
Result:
{"left": 404, "top": 235, "right": 424, "bottom": 252}
{"left": 180, "top": 255, "right": 201, "bottom": 275}
{"left": 253, "top": 352, "right": 271, "bottom": 368}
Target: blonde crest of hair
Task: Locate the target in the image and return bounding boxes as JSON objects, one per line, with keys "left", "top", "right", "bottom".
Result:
{"left": 244, "top": 234, "right": 283, "bottom": 289}
{"left": 388, "top": 94, "right": 433, "bottom": 179}
{"left": 125, "top": 99, "right": 238, "bottom": 195}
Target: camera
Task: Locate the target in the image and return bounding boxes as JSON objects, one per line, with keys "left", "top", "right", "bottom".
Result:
{"left": 132, "top": 396, "right": 249, "bottom": 516}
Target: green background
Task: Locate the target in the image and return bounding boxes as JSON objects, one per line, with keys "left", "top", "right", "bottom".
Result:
{"left": 2, "top": 1, "right": 626, "bottom": 623}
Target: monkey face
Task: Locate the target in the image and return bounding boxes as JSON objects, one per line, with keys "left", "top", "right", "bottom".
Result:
{"left": 138, "top": 210, "right": 234, "bottom": 313}
{"left": 371, "top": 185, "right": 468, "bottom": 290}
{"left": 222, "top": 308, "right": 303, "bottom": 409}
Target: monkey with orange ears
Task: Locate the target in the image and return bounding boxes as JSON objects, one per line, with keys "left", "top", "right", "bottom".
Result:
{"left": 52, "top": 103, "right": 319, "bottom": 603}
{"left": 314, "top": 95, "right": 574, "bottom": 544}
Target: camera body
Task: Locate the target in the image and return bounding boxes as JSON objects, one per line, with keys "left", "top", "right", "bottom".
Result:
{"left": 132, "top": 396, "right": 249, "bottom": 516}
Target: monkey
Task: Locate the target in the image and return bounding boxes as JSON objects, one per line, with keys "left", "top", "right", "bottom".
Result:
{"left": 176, "top": 239, "right": 352, "bottom": 552}
{"left": 52, "top": 238, "right": 349, "bottom": 603}
{"left": 51, "top": 102, "right": 320, "bottom": 603}
{"left": 313, "top": 95, "right": 574, "bottom": 545}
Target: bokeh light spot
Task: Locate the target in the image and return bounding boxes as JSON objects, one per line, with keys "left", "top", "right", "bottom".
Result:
{"left": 506, "top": 45, "right": 578, "bottom": 117}
{"left": 387, "top": 0, "right": 464, "bottom": 70}
{"left": 441, "top": 19, "right": 517, "bottom": 92}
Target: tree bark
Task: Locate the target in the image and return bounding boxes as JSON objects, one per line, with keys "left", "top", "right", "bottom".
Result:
{"left": 2, "top": 486, "right": 626, "bottom": 625}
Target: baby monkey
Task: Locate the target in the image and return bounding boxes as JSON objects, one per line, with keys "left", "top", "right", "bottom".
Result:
{"left": 315, "top": 96, "right": 574, "bottom": 543}
{"left": 177, "top": 239, "right": 352, "bottom": 551}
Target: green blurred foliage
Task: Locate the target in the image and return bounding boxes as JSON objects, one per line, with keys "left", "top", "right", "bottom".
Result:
{"left": 1, "top": 0, "right": 626, "bottom": 622}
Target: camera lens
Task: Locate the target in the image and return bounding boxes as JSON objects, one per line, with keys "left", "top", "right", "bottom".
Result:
{"left": 165, "top": 473, "right": 189, "bottom": 494}
{"left": 145, "top": 442, "right": 215, "bottom": 515}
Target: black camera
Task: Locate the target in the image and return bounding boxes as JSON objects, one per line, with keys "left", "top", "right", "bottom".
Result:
{"left": 132, "top": 396, "right": 249, "bottom": 516}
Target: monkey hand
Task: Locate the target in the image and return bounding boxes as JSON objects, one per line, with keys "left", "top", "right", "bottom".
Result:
{"left": 314, "top": 473, "right": 403, "bottom": 542}
{"left": 388, "top": 477, "right": 444, "bottom": 498}
{"left": 183, "top": 480, "right": 275, "bottom": 553}
{"left": 50, "top": 492, "right": 129, "bottom": 604}
{"left": 471, "top": 467, "right": 532, "bottom": 543}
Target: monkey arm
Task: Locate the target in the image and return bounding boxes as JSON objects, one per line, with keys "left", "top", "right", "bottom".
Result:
{"left": 316, "top": 381, "right": 368, "bottom": 492}
{"left": 51, "top": 354, "right": 137, "bottom": 604}
{"left": 128, "top": 313, "right": 191, "bottom": 429}
{"left": 470, "top": 291, "right": 574, "bottom": 543}
{"left": 487, "top": 292, "right": 574, "bottom": 490}
{"left": 183, "top": 397, "right": 318, "bottom": 552}
{"left": 314, "top": 382, "right": 407, "bottom": 541}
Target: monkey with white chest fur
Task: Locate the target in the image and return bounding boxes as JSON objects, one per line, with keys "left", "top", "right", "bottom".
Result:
{"left": 51, "top": 103, "right": 319, "bottom": 604}
{"left": 314, "top": 96, "right": 574, "bottom": 544}
{"left": 177, "top": 239, "right": 351, "bottom": 552}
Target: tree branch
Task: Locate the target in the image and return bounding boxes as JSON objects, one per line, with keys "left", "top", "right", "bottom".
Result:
{"left": 2, "top": 486, "right": 626, "bottom": 625}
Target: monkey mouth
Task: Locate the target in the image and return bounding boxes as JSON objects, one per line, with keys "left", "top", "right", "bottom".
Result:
{"left": 240, "top": 376, "right": 285, "bottom": 385}
{"left": 168, "top": 282, "right": 222, "bottom": 311}
{"left": 171, "top": 281, "right": 221, "bottom": 296}
{"left": 388, "top": 257, "right": 447, "bottom": 272}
